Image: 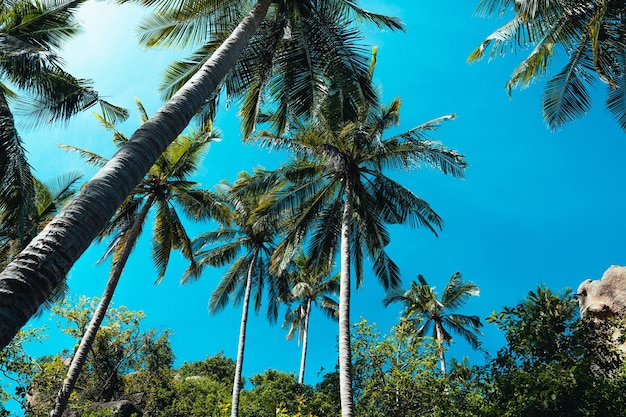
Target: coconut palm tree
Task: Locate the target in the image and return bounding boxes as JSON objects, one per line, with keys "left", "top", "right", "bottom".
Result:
{"left": 49, "top": 101, "right": 224, "bottom": 417}
{"left": 0, "top": 170, "right": 83, "bottom": 316}
{"left": 382, "top": 272, "right": 483, "bottom": 375}
{"left": 469, "top": 0, "right": 626, "bottom": 131}
{"left": 182, "top": 169, "right": 288, "bottom": 417}
{"left": 0, "top": 0, "right": 128, "bottom": 247}
{"left": 282, "top": 249, "right": 339, "bottom": 384}
{"left": 0, "top": 171, "right": 83, "bottom": 269}
{"left": 135, "top": 0, "right": 403, "bottom": 136}
{"left": 252, "top": 91, "right": 467, "bottom": 416}
{"left": 0, "top": 0, "right": 403, "bottom": 349}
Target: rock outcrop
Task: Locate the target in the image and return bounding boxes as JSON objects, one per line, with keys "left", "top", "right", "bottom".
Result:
{"left": 578, "top": 265, "right": 626, "bottom": 319}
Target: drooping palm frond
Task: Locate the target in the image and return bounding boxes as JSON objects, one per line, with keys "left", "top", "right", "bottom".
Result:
{"left": 9, "top": 0, "right": 87, "bottom": 49}
{"left": 470, "top": 0, "right": 626, "bottom": 131}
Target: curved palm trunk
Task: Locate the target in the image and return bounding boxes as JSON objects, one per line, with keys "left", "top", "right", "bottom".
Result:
{"left": 49, "top": 195, "right": 155, "bottom": 417}
{"left": 0, "top": 0, "right": 272, "bottom": 349}
{"left": 231, "top": 249, "right": 258, "bottom": 417}
{"left": 338, "top": 182, "right": 355, "bottom": 417}
{"left": 298, "top": 299, "right": 311, "bottom": 384}
{"left": 435, "top": 322, "right": 447, "bottom": 376}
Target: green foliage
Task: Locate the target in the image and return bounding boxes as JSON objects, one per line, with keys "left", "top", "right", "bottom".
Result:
{"left": 177, "top": 353, "right": 236, "bottom": 385}
{"left": 483, "top": 286, "right": 626, "bottom": 417}
{"left": 0, "top": 326, "right": 47, "bottom": 415}
{"left": 351, "top": 318, "right": 484, "bottom": 417}
{"left": 240, "top": 370, "right": 314, "bottom": 417}
{"left": 26, "top": 298, "right": 172, "bottom": 416}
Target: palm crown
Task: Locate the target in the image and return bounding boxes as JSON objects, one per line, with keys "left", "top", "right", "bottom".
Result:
{"left": 469, "top": 0, "right": 626, "bottom": 131}
{"left": 132, "top": 0, "right": 404, "bottom": 136}
{"left": 383, "top": 272, "right": 483, "bottom": 374}
{"left": 61, "top": 100, "right": 223, "bottom": 282}
{"left": 257, "top": 96, "right": 467, "bottom": 288}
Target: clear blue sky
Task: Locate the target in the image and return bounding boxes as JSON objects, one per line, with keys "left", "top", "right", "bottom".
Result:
{"left": 15, "top": 0, "right": 626, "bottom": 402}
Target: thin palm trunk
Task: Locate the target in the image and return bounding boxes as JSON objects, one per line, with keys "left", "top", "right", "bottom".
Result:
{"left": 435, "top": 322, "right": 447, "bottom": 375}
{"left": 49, "top": 194, "right": 155, "bottom": 417}
{"left": 0, "top": 0, "right": 273, "bottom": 349}
{"left": 231, "top": 249, "right": 258, "bottom": 417}
{"left": 338, "top": 181, "right": 355, "bottom": 417}
{"left": 298, "top": 299, "right": 311, "bottom": 384}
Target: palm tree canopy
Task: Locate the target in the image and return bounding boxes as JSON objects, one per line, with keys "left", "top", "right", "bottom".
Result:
{"left": 0, "top": 0, "right": 129, "bottom": 123}
{"left": 62, "top": 99, "right": 224, "bottom": 284}
{"left": 129, "top": 0, "right": 404, "bottom": 136}
{"left": 383, "top": 272, "right": 483, "bottom": 349}
{"left": 469, "top": 0, "right": 626, "bottom": 131}
{"left": 254, "top": 95, "right": 467, "bottom": 291}
{"left": 183, "top": 169, "right": 289, "bottom": 323}
{"left": 0, "top": 0, "right": 128, "bottom": 260}
{"left": 282, "top": 249, "right": 340, "bottom": 343}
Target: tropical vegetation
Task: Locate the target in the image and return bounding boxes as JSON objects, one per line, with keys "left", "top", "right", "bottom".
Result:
{"left": 281, "top": 249, "right": 339, "bottom": 384}
{"left": 0, "top": 2, "right": 623, "bottom": 417}
{"left": 0, "top": 0, "right": 407, "bottom": 346}
{"left": 49, "top": 102, "right": 224, "bottom": 417}
{"left": 469, "top": 0, "right": 626, "bottom": 131}
{"left": 383, "top": 272, "right": 483, "bottom": 375}
{"left": 0, "top": 0, "right": 127, "bottom": 264}
{"left": 182, "top": 171, "right": 288, "bottom": 417}
{"left": 251, "top": 87, "right": 466, "bottom": 415}
{"left": 2, "top": 286, "right": 625, "bottom": 417}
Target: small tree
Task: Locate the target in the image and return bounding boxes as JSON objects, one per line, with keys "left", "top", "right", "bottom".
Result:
{"left": 483, "top": 286, "right": 626, "bottom": 417}
{"left": 383, "top": 272, "right": 483, "bottom": 375}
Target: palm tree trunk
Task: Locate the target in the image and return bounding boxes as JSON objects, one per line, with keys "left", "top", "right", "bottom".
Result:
{"left": 298, "top": 299, "right": 311, "bottom": 384}
{"left": 0, "top": 0, "right": 273, "bottom": 349}
{"left": 435, "top": 322, "right": 447, "bottom": 375}
{"left": 338, "top": 181, "right": 355, "bottom": 417}
{"left": 49, "top": 194, "right": 155, "bottom": 417}
{"left": 231, "top": 249, "right": 258, "bottom": 417}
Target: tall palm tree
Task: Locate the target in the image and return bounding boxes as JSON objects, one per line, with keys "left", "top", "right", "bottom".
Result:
{"left": 0, "top": 0, "right": 403, "bottom": 348}
{"left": 182, "top": 170, "right": 288, "bottom": 417}
{"left": 282, "top": 249, "right": 339, "bottom": 384}
{"left": 253, "top": 93, "right": 467, "bottom": 417}
{"left": 469, "top": 0, "right": 626, "bottom": 131}
{"left": 382, "top": 272, "right": 483, "bottom": 375}
{"left": 0, "top": 171, "right": 83, "bottom": 316}
{"left": 0, "top": 0, "right": 128, "bottom": 248}
{"left": 49, "top": 101, "right": 224, "bottom": 417}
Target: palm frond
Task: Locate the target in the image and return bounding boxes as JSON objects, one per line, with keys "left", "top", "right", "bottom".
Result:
{"left": 58, "top": 143, "right": 109, "bottom": 167}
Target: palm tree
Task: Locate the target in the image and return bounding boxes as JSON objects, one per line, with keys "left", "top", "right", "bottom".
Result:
{"left": 382, "top": 272, "right": 483, "bottom": 375}
{"left": 0, "top": 171, "right": 83, "bottom": 269}
{"left": 49, "top": 101, "right": 224, "bottom": 417}
{"left": 469, "top": 0, "right": 625, "bottom": 131}
{"left": 182, "top": 170, "right": 288, "bottom": 417}
{"left": 0, "top": 0, "right": 403, "bottom": 348}
{"left": 282, "top": 249, "right": 339, "bottom": 384}
{"left": 0, "top": 0, "right": 128, "bottom": 248}
{"left": 0, "top": 171, "right": 83, "bottom": 315}
{"left": 135, "top": 0, "right": 403, "bottom": 136}
{"left": 253, "top": 93, "right": 467, "bottom": 417}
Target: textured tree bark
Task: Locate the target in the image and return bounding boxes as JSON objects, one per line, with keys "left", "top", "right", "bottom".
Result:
{"left": 0, "top": 0, "right": 272, "bottom": 349}
{"left": 436, "top": 322, "right": 447, "bottom": 375}
{"left": 49, "top": 194, "right": 155, "bottom": 417}
{"left": 338, "top": 180, "right": 354, "bottom": 417}
{"left": 298, "top": 298, "right": 311, "bottom": 384}
{"left": 230, "top": 249, "right": 258, "bottom": 417}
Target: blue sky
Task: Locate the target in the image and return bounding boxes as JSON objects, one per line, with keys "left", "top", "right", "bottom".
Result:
{"left": 12, "top": 0, "right": 626, "bottom": 405}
